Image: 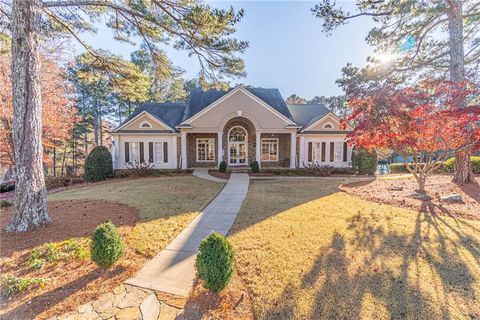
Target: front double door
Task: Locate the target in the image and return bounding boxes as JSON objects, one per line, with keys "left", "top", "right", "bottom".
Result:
{"left": 229, "top": 141, "right": 247, "bottom": 165}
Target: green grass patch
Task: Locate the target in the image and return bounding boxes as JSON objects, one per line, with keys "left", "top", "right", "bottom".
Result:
{"left": 229, "top": 178, "right": 480, "bottom": 320}
{"left": 49, "top": 176, "right": 223, "bottom": 257}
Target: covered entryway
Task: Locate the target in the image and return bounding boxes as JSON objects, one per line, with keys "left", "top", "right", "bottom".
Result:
{"left": 228, "top": 126, "right": 248, "bottom": 165}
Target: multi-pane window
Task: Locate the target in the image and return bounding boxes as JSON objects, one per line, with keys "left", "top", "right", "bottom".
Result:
{"left": 197, "top": 138, "right": 215, "bottom": 162}
{"left": 154, "top": 142, "right": 163, "bottom": 163}
{"left": 261, "top": 138, "right": 278, "bottom": 161}
{"left": 130, "top": 142, "right": 139, "bottom": 163}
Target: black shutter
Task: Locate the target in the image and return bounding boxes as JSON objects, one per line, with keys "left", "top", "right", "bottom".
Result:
{"left": 321, "top": 142, "right": 326, "bottom": 162}
{"left": 343, "top": 142, "right": 348, "bottom": 162}
{"left": 163, "top": 142, "right": 168, "bottom": 163}
{"left": 125, "top": 142, "right": 130, "bottom": 163}
{"left": 139, "top": 142, "right": 144, "bottom": 163}
{"left": 330, "top": 142, "right": 335, "bottom": 162}
{"left": 308, "top": 142, "right": 312, "bottom": 162}
{"left": 149, "top": 142, "right": 154, "bottom": 162}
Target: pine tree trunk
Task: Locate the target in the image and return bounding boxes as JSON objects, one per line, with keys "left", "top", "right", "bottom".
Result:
{"left": 53, "top": 147, "right": 56, "bottom": 177}
{"left": 7, "top": 0, "right": 50, "bottom": 232}
{"left": 447, "top": 1, "right": 475, "bottom": 183}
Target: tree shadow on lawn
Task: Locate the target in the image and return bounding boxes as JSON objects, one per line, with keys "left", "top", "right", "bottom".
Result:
{"left": 264, "top": 211, "right": 479, "bottom": 320}
{"left": 229, "top": 177, "right": 368, "bottom": 235}
{"left": 453, "top": 178, "right": 480, "bottom": 203}
{"left": 1, "top": 266, "right": 125, "bottom": 320}
{"left": 0, "top": 199, "right": 138, "bottom": 257}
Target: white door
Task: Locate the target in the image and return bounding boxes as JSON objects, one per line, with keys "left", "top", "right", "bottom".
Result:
{"left": 228, "top": 126, "right": 248, "bottom": 166}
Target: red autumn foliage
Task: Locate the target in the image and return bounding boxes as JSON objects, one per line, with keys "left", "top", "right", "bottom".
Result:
{"left": 0, "top": 53, "right": 76, "bottom": 166}
{"left": 343, "top": 80, "right": 480, "bottom": 190}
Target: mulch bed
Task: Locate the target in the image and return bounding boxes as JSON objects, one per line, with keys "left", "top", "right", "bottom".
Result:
{"left": 184, "top": 274, "right": 254, "bottom": 320}
{"left": 208, "top": 171, "right": 231, "bottom": 180}
{"left": 0, "top": 200, "right": 146, "bottom": 320}
{"left": 340, "top": 175, "right": 480, "bottom": 220}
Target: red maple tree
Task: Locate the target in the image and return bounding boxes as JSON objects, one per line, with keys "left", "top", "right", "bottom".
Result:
{"left": 344, "top": 80, "right": 480, "bottom": 192}
{"left": 0, "top": 53, "right": 76, "bottom": 167}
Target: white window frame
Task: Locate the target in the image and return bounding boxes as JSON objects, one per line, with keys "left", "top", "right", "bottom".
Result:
{"left": 261, "top": 138, "right": 279, "bottom": 162}
{"left": 153, "top": 142, "right": 164, "bottom": 163}
{"left": 139, "top": 121, "right": 152, "bottom": 128}
{"left": 323, "top": 122, "right": 334, "bottom": 129}
{"left": 196, "top": 138, "right": 215, "bottom": 162}
{"left": 130, "top": 142, "right": 139, "bottom": 163}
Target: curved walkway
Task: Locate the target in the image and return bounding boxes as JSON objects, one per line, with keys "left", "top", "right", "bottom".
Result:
{"left": 193, "top": 168, "right": 227, "bottom": 183}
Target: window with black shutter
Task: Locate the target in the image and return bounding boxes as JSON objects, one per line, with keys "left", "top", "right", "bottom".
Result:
{"left": 330, "top": 142, "right": 335, "bottom": 162}
{"left": 343, "top": 142, "right": 348, "bottom": 162}
{"left": 163, "top": 142, "right": 168, "bottom": 163}
{"left": 308, "top": 142, "right": 312, "bottom": 162}
{"left": 321, "top": 142, "right": 326, "bottom": 162}
{"left": 139, "top": 142, "right": 144, "bottom": 163}
{"left": 125, "top": 142, "right": 130, "bottom": 163}
{"left": 149, "top": 142, "right": 154, "bottom": 162}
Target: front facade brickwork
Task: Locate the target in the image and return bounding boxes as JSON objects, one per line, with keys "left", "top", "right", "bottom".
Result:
{"left": 187, "top": 133, "right": 218, "bottom": 168}
{"left": 260, "top": 133, "right": 291, "bottom": 168}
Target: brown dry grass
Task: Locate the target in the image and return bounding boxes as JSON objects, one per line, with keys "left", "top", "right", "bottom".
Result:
{"left": 228, "top": 177, "right": 480, "bottom": 320}
{"left": 1, "top": 176, "right": 222, "bottom": 319}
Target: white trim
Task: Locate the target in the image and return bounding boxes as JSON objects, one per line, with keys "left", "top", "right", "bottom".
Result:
{"left": 196, "top": 138, "right": 216, "bottom": 162}
{"left": 228, "top": 125, "right": 248, "bottom": 166}
{"left": 113, "top": 111, "right": 175, "bottom": 132}
{"left": 182, "top": 86, "right": 296, "bottom": 126}
{"left": 260, "top": 138, "right": 279, "bottom": 162}
{"left": 323, "top": 122, "right": 334, "bottom": 129}
{"left": 302, "top": 112, "right": 353, "bottom": 132}
{"left": 139, "top": 121, "right": 152, "bottom": 128}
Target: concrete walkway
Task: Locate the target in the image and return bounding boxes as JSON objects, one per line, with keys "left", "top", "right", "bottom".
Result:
{"left": 125, "top": 173, "right": 249, "bottom": 297}
{"left": 193, "top": 168, "right": 227, "bottom": 183}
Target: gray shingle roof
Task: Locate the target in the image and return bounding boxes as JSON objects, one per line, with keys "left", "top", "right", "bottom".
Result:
{"left": 286, "top": 104, "right": 331, "bottom": 129}
{"left": 116, "top": 102, "right": 187, "bottom": 131}
{"left": 183, "top": 87, "right": 294, "bottom": 122}
{"left": 114, "top": 88, "right": 336, "bottom": 132}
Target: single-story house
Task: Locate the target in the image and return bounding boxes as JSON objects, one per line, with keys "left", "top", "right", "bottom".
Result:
{"left": 111, "top": 86, "right": 353, "bottom": 170}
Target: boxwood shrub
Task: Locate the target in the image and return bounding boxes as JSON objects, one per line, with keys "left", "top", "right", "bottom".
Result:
{"left": 251, "top": 160, "right": 260, "bottom": 173}
{"left": 352, "top": 148, "right": 377, "bottom": 175}
{"left": 218, "top": 161, "right": 227, "bottom": 173}
{"left": 85, "top": 146, "right": 113, "bottom": 182}
{"left": 195, "top": 232, "right": 234, "bottom": 293}
{"left": 91, "top": 222, "right": 125, "bottom": 269}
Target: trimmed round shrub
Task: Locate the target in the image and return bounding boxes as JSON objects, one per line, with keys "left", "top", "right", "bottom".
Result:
{"left": 443, "top": 156, "right": 480, "bottom": 174}
{"left": 195, "top": 232, "right": 234, "bottom": 293}
{"left": 85, "top": 146, "right": 113, "bottom": 182}
{"left": 218, "top": 161, "right": 227, "bottom": 173}
{"left": 251, "top": 160, "right": 260, "bottom": 173}
{"left": 91, "top": 222, "right": 125, "bottom": 268}
{"left": 352, "top": 148, "right": 377, "bottom": 175}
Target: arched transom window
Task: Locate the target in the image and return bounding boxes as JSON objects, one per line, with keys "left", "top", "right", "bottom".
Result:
{"left": 229, "top": 126, "right": 247, "bottom": 142}
{"left": 323, "top": 123, "right": 334, "bottom": 129}
{"left": 140, "top": 121, "right": 152, "bottom": 128}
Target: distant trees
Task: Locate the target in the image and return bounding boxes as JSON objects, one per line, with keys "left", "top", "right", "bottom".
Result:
{"left": 345, "top": 80, "right": 480, "bottom": 192}
{"left": 0, "top": 49, "right": 76, "bottom": 170}
{"left": 2, "top": 0, "right": 248, "bottom": 232}
{"left": 286, "top": 94, "right": 307, "bottom": 104}
{"left": 312, "top": 0, "right": 480, "bottom": 183}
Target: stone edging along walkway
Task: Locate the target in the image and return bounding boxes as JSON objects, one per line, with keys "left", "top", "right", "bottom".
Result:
{"left": 53, "top": 173, "right": 249, "bottom": 320}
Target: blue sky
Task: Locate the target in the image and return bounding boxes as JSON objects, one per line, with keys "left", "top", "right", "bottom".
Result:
{"left": 74, "top": 1, "right": 374, "bottom": 99}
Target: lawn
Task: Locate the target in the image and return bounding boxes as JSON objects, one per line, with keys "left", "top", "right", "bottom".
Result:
{"left": 228, "top": 178, "right": 480, "bottom": 320}
{"left": 48, "top": 176, "right": 223, "bottom": 257}
{"left": 1, "top": 176, "right": 223, "bottom": 319}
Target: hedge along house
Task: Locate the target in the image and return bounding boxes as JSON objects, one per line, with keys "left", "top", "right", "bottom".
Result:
{"left": 111, "top": 86, "right": 353, "bottom": 170}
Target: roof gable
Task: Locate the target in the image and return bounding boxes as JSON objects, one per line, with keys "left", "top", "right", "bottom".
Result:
{"left": 182, "top": 87, "right": 296, "bottom": 125}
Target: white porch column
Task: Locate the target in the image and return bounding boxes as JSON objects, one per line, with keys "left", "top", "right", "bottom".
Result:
{"left": 217, "top": 132, "right": 223, "bottom": 164}
{"left": 181, "top": 131, "right": 187, "bottom": 169}
{"left": 256, "top": 132, "right": 261, "bottom": 167}
{"left": 299, "top": 136, "right": 305, "bottom": 168}
{"left": 290, "top": 132, "right": 297, "bottom": 168}
{"left": 111, "top": 137, "right": 116, "bottom": 169}
{"left": 171, "top": 136, "right": 178, "bottom": 169}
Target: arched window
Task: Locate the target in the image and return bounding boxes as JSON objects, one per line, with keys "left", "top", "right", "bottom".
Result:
{"left": 229, "top": 126, "right": 247, "bottom": 142}
{"left": 140, "top": 121, "right": 152, "bottom": 128}
{"left": 323, "top": 123, "right": 333, "bottom": 129}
